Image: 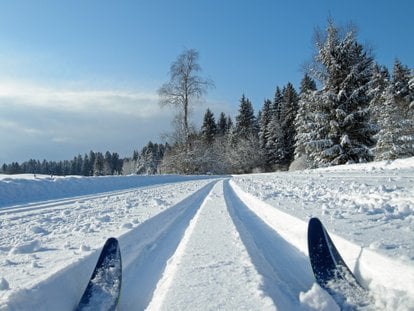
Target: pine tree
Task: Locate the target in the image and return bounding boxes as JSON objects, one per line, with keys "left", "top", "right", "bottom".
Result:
{"left": 235, "top": 95, "right": 257, "bottom": 139}
{"left": 217, "top": 112, "right": 228, "bottom": 136}
{"left": 265, "top": 111, "right": 285, "bottom": 169}
{"left": 272, "top": 87, "right": 283, "bottom": 121}
{"left": 201, "top": 108, "right": 217, "bottom": 144}
{"left": 307, "top": 20, "right": 376, "bottom": 166}
{"left": 259, "top": 99, "right": 272, "bottom": 150}
{"left": 225, "top": 116, "right": 233, "bottom": 133}
{"left": 263, "top": 86, "right": 285, "bottom": 169}
{"left": 293, "top": 74, "right": 318, "bottom": 168}
{"left": 88, "top": 151, "right": 96, "bottom": 176}
{"left": 375, "top": 59, "right": 414, "bottom": 160}
{"left": 280, "top": 82, "right": 299, "bottom": 164}
{"left": 80, "top": 154, "right": 87, "bottom": 176}
{"left": 228, "top": 95, "right": 263, "bottom": 172}
{"left": 299, "top": 73, "right": 317, "bottom": 94}
{"left": 93, "top": 152, "right": 105, "bottom": 176}
{"left": 368, "top": 64, "right": 390, "bottom": 127}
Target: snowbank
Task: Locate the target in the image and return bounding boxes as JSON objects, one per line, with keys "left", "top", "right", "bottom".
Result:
{"left": 0, "top": 174, "right": 215, "bottom": 208}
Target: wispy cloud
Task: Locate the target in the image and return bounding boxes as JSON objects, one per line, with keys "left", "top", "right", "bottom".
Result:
{"left": 0, "top": 79, "right": 161, "bottom": 118}
{"left": 0, "top": 78, "right": 234, "bottom": 163}
{"left": 0, "top": 79, "right": 175, "bottom": 163}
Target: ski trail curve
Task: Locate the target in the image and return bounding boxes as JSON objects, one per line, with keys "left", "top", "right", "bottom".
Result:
{"left": 147, "top": 180, "right": 276, "bottom": 311}
{"left": 224, "top": 180, "right": 314, "bottom": 310}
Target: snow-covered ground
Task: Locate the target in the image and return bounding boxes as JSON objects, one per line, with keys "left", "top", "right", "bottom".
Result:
{"left": 0, "top": 158, "right": 413, "bottom": 310}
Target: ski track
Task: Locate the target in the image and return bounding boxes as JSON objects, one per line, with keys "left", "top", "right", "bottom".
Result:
{"left": 224, "top": 180, "right": 314, "bottom": 310}
{"left": 118, "top": 181, "right": 216, "bottom": 310}
{"left": 147, "top": 180, "right": 275, "bottom": 311}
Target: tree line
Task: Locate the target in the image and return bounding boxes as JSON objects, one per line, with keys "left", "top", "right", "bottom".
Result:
{"left": 1, "top": 151, "right": 123, "bottom": 176}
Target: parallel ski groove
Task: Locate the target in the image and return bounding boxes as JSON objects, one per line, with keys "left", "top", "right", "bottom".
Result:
{"left": 118, "top": 181, "right": 217, "bottom": 310}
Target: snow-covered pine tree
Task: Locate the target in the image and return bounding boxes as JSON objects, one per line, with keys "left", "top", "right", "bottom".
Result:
{"left": 235, "top": 95, "right": 257, "bottom": 139}
{"left": 272, "top": 87, "right": 283, "bottom": 121}
{"left": 368, "top": 64, "right": 390, "bottom": 126}
{"left": 228, "top": 95, "right": 263, "bottom": 173}
{"left": 217, "top": 112, "right": 228, "bottom": 136}
{"left": 260, "top": 87, "right": 285, "bottom": 170}
{"left": 375, "top": 59, "right": 414, "bottom": 160}
{"left": 201, "top": 108, "right": 217, "bottom": 144}
{"left": 280, "top": 82, "right": 299, "bottom": 164}
{"left": 307, "top": 20, "right": 376, "bottom": 166}
{"left": 93, "top": 152, "right": 105, "bottom": 176}
{"left": 265, "top": 110, "right": 285, "bottom": 169}
{"left": 292, "top": 74, "right": 317, "bottom": 169}
{"left": 259, "top": 99, "right": 272, "bottom": 151}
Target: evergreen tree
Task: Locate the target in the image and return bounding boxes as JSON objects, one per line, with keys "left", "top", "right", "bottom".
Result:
{"left": 368, "top": 64, "right": 390, "bottom": 127}
{"left": 265, "top": 111, "right": 285, "bottom": 169}
{"left": 82, "top": 154, "right": 91, "bottom": 176}
{"left": 235, "top": 95, "right": 257, "bottom": 139}
{"left": 299, "top": 73, "right": 317, "bottom": 94}
{"left": 307, "top": 20, "right": 376, "bottom": 166}
{"left": 272, "top": 87, "right": 283, "bottom": 121}
{"left": 201, "top": 108, "right": 217, "bottom": 144}
{"left": 375, "top": 59, "right": 414, "bottom": 160}
{"left": 259, "top": 99, "right": 272, "bottom": 150}
{"left": 263, "top": 86, "right": 285, "bottom": 169}
{"left": 88, "top": 151, "right": 96, "bottom": 176}
{"left": 225, "top": 116, "right": 233, "bottom": 133}
{"left": 217, "top": 112, "right": 228, "bottom": 136}
{"left": 280, "top": 82, "right": 299, "bottom": 164}
{"left": 293, "top": 74, "right": 317, "bottom": 166}
{"left": 93, "top": 152, "right": 105, "bottom": 176}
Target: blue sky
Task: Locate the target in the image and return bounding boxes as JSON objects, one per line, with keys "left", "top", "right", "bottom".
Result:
{"left": 0, "top": 0, "right": 413, "bottom": 164}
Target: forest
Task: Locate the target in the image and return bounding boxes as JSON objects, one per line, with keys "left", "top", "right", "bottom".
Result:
{"left": 2, "top": 20, "right": 413, "bottom": 176}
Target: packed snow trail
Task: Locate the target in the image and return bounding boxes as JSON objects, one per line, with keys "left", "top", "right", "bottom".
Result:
{"left": 224, "top": 180, "right": 316, "bottom": 310}
{"left": 118, "top": 181, "right": 216, "bottom": 310}
{"left": 147, "top": 180, "right": 276, "bottom": 310}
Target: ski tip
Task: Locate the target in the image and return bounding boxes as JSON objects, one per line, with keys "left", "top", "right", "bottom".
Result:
{"left": 103, "top": 237, "right": 119, "bottom": 247}
{"left": 105, "top": 237, "right": 119, "bottom": 243}
{"left": 308, "top": 217, "right": 323, "bottom": 231}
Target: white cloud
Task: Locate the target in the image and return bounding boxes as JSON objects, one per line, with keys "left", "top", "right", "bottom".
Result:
{"left": 0, "top": 79, "right": 177, "bottom": 163}
{"left": 0, "top": 78, "right": 235, "bottom": 164}
{"left": 0, "top": 79, "right": 161, "bottom": 119}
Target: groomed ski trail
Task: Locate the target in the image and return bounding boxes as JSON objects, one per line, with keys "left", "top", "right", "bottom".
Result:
{"left": 147, "top": 180, "right": 276, "bottom": 310}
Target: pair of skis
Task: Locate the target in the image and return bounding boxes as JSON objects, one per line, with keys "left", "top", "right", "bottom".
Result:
{"left": 76, "top": 218, "right": 370, "bottom": 310}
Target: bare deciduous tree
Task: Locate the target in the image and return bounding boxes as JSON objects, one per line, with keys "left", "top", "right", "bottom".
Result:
{"left": 158, "top": 49, "right": 214, "bottom": 144}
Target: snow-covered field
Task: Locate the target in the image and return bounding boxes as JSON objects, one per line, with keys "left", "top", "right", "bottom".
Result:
{"left": 0, "top": 158, "right": 413, "bottom": 310}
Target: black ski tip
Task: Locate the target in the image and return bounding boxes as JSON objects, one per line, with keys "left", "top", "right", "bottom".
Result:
{"left": 307, "top": 217, "right": 324, "bottom": 245}
{"left": 103, "top": 237, "right": 119, "bottom": 249}
{"left": 308, "top": 217, "right": 322, "bottom": 228}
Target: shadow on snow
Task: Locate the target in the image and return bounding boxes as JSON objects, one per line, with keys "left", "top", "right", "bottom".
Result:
{"left": 223, "top": 180, "right": 314, "bottom": 310}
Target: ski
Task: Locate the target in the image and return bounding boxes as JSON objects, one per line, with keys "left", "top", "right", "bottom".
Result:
{"left": 307, "top": 217, "right": 370, "bottom": 310}
{"left": 75, "top": 237, "right": 122, "bottom": 311}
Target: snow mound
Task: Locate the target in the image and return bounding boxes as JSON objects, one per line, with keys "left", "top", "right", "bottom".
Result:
{"left": 9, "top": 240, "right": 42, "bottom": 255}
{"left": 300, "top": 283, "right": 339, "bottom": 311}
{"left": 0, "top": 174, "right": 215, "bottom": 208}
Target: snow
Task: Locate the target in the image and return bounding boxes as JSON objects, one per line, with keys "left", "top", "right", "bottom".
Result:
{"left": 0, "top": 158, "right": 414, "bottom": 310}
